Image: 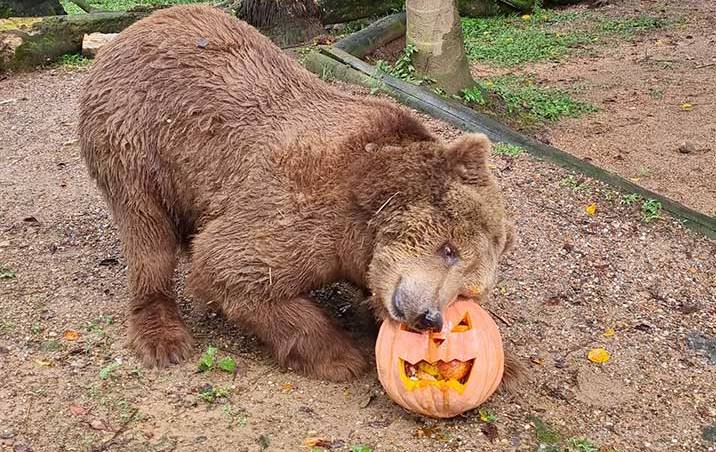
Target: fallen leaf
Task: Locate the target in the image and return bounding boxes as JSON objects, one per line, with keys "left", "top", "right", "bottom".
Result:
{"left": 280, "top": 383, "right": 293, "bottom": 394}
{"left": 414, "top": 425, "right": 445, "bottom": 440}
{"left": 521, "top": 14, "right": 531, "bottom": 20}
{"left": 602, "top": 328, "right": 615, "bottom": 338}
{"left": 89, "top": 419, "right": 106, "bottom": 431}
{"left": 304, "top": 437, "right": 332, "bottom": 448}
{"left": 585, "top": 203, "right": 597, "bottom": 216}
{"left": 588, "top": 347, "right": 610, "bottom": 363}
{"left": 34, "top": 359, "right": 52, "bottom": 367}
{"left": 478, "top": 407, "right": 497, "bottom": 423}
{"left": 531, "top": 356, "right": 545, "bottom": 365}
{"left": 680, "top": 102, "right": 693, "bottom": 111}
{"left": 69, "top": 403, "right": 89, "bottom": 416}
{"left": 481, "top": 422, "right": 499, "bottom": 442}
{"left": 63, "top": 330, "right": 80, "bottom": 341}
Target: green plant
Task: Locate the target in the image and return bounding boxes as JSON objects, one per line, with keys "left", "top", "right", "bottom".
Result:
{"left": 56, "top": 53, "right": 91, "bottom": 69}
{"left": 641, "top": 199, "right": 662, "bottom": 223}
{"left": 199, "top": 384, "right": 231, "bottom": 404}
{"left": 561, "top": 175, "right": 588, "bottom": 191}
{"left": 598, "top": 15, "right": 666, "bottom": 35}
{"left": 461, "top": 12, "right": 589, "bottom": 66}
{"left": 620, "top": 193, "right": 640, "bottom": 206}
{"left": 492, "top": 142, "right": 525, "bottom": 157}
{"left": 374, "top": 44, "right": 422, "bottom": 84}
{"left": 567, "top": 437, "right": 599, "bottom": 452}
{"left": 60, "top": 0, "right": 206, "bottom": 14}
{"left": 223, "top": 405, "right": 249, "bottom": 429}
{"left": 462, "top": 76, "right": 595, "bottom": 124}
{"left": 350, "top": 446, "right": 372, "bottom": 452}
{"left": 198, "top": 346, "right": 238, "bottom": 373}
{"left": 478, "top": 407, "right": 497, "bottom": 423}
{"left": 0, "top": 264, "right": 16, "bottom": 279}
{"left": 99, "top": 361, "right": 121, "bottom": 380}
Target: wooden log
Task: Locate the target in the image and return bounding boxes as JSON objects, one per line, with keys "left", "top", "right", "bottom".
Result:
{"left": 333, "top": 12, "right": 405, "bottom": 58}
{"left": 0, "top": 11, "right": 146, "bottom": 72}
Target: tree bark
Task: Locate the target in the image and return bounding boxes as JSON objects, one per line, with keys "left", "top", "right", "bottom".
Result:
{"left": 0, "top": 11, "right": 146, "bottom": 72}
{"left": 406, "top": 0, "right": 474, "bottom": 95}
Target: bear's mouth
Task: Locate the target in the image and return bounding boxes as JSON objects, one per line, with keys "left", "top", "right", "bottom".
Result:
{"left": 399, "top": 359, "right": 474, "bottom": 393}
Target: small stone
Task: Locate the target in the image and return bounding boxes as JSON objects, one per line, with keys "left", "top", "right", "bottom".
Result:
{"left": 82, "top": 33, "right": 119, "bottom": 58}
{"left": 678, "top": 142, "right": 696, "bottom": 154}
{"left": 89, "top": 419, "right": 106, "bottom": 431}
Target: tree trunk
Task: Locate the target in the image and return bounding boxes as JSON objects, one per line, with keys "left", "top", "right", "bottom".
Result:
{"left": 230, "top": 0, "right": 324, "bottom": 47}
{"left": 406, "top": 0, "right": 474, "bottom": 95}
{"left": 0, "top": 11, "right": 146, "bottom": 72}
{"left": 0, "top": 0, "right": 65, "bottom": 18}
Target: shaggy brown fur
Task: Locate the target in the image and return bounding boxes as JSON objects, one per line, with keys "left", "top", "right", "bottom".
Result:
{"left": 78, "top": 5, "right": 516, "bottom": 382}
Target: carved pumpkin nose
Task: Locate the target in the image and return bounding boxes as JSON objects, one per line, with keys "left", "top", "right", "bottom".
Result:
{"left": 432, "top": 337, "right": 445, "bottom": 346}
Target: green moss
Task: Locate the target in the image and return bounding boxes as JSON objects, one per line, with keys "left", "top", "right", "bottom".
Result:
{"left": 0, "top": 17, "right": 42, "bottom": 31}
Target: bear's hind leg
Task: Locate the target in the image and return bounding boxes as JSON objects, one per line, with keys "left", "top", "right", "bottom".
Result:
{"left": 113, "top": 201, "right": 194, "bottom": 367}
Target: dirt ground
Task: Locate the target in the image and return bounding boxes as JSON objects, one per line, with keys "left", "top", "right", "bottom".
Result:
{"left": 370, "top": 0, "right": 716, "bottom": 217}
{"left": 1, "top": 61, "right": 715, "bottom": 451}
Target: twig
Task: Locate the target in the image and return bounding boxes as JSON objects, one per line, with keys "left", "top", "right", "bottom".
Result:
{"left": 695, "top": 62, "right": 715, "bottom": 69}
{"left": 91, "top": 407, "right": 139, "bottom": 452}
{"left": 485, "top": 307, "right": 512, "bottom": 327}
{"left": 373, "top": 191, "right": 400, "bottom": 217}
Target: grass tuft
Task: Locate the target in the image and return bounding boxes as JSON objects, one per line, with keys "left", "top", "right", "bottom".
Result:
{"left": 461, "top": 75, "right": 595, "bottom": 124}
{"left": 56, "top": 53, "right": 91, "bottom": 69}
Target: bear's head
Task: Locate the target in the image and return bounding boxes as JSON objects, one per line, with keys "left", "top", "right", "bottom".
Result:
{"left": 357, "top": 133, "right": 514, "bottom": 332}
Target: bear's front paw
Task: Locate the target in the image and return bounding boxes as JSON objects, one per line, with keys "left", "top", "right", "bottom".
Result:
{"left": 128, "top": 296, "right": 194, "bottom": 368}
{"left": 277, "top": 328, "right": 368, "bottom": 382}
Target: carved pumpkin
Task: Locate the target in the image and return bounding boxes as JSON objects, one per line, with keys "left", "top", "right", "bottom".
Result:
{"left": 375, "top": 299, "right": 504, "bottom": 418}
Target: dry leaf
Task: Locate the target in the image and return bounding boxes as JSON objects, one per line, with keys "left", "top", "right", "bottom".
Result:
{"left": 585, "top": 203, "right": 597, "bottom": 216}
{"left": 34, "top": 359, "right": 52, "bottom": 367}
{"left": 63, "top": 329, "right": 80, "bottom": 341}
{"left": 602, "top": 328, "right": 615, "bottom": 338}
{"left": 303, "top": 437, "right": 331, "bottom": 448}
{"left": 680, "top": 103, "right": 693, "bottom": 111}
{"left": 280, "top": 383, "right": 293, "bottom": 394}
{"left": 521, "top": 14, "right": 531, "bottom": 20}
{"left": 69, "top": 403, "right": 89, "bottom": 416}
{"left": 587, "top": 348, "right": 610, "bottom": 363}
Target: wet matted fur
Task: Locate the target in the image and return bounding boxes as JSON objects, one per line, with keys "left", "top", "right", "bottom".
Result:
{"left": 78, "top": 5, "right": 518, "bottom": 383}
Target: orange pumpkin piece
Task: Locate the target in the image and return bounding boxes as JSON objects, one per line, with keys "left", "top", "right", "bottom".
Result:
{"left": 436, "top": 359, "right": 472, "bottom": 381}
{"left": 375, "top": 299, "right": 504, "bottom": 418}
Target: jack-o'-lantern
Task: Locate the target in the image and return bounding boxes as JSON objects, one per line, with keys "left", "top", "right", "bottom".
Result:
{"left": 375, "top": 299, "right": 504, "bottom": 418}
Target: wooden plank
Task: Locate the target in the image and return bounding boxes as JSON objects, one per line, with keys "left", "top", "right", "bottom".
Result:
{"left": 311, "top": 45, "right": 716, "bottom": 239}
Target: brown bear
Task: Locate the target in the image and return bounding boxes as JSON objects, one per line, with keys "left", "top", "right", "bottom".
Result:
{"left": 78, "top": 5, "right": 516, "bottom": 382}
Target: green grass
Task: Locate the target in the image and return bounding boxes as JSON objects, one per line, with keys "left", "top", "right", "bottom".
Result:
{"left": 60, "top": 0, "right": 206, "bottom": 14}
{"left": 375, "top": 44, "right": 423, "bottom": 85}
{"left": 492, "top": 142, "right": 525, "bottom": 157}
{"left": 461, "top": 75, "right": 595, "bottom": 124}
{"left": 641, "top": 198, "right": 662, "bottom": 223}
{"left": 56, "top": 53, "right": 92, "bottom": 69}
{"left": 461, "top": 9, "right": 668, "bottom": 67}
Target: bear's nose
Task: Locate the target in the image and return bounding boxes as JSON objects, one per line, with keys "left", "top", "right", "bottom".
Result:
{"left": 414, "top": 309, "right": 443, "bottom": 332}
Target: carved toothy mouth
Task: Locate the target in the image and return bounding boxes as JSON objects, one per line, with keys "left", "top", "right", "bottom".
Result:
{"left": 399, "top": 359, "right": 475, "bottom": 393}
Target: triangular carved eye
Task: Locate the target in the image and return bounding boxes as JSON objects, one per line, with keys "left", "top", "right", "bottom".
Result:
{"left": 451, "top": 314, "right": 471, "bottom": 332}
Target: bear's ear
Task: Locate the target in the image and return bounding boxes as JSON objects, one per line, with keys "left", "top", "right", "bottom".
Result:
{"left": 445, "top": 133, "right": 492, "bottom": 185}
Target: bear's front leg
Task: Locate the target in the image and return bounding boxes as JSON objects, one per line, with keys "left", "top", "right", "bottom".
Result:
{"left": 188, "top": 217, "right": 367, "bottom": 382}
{"left": 224, "top": 295, "right": 368, "bottom": 381}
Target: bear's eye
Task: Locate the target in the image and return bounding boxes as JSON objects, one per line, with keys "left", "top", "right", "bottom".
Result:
{"left": 439, "top": 242, "right": 459, "bottom": 266}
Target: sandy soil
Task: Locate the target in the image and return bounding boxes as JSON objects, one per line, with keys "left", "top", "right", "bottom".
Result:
{"left": 0, "top": 66, "right": 715, "bottom": 451}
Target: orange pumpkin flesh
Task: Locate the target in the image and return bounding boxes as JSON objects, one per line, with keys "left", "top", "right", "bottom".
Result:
{"left": 375, "top": 299, "right": 504, "bottom": 418}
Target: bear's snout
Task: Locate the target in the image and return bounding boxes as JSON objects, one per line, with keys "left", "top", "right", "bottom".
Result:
{"left": 392, "top": 276, "right": 445, "bottom": 332}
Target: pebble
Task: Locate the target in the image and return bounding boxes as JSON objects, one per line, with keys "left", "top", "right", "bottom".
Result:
{"left": 678, "top": 142, "right": 696, "bottom": 154}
